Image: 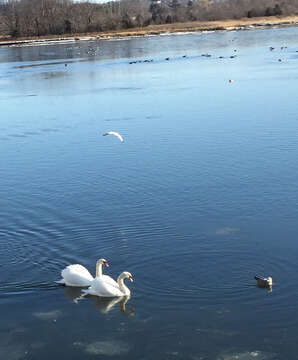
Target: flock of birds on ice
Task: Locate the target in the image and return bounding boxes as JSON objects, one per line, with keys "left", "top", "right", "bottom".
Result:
{"left": 63, "top": 45, "right": 292, "bottom": 86}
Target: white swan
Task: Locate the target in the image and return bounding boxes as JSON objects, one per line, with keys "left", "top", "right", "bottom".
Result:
{"left": 82, "top": 271, "right": 133, "bottom": 297}
{"left": 56, "top": 258, "right": 109, "bottom": 287}
{"left": 103, "top": 131, "right": 124, "bottom": 142}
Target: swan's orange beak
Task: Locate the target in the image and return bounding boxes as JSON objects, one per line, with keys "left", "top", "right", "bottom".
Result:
{"left": 103, "top": 261, "right": 109, "bottom": 267}
{"left": 129, "top": 275, "right": 133, "bottom": 282}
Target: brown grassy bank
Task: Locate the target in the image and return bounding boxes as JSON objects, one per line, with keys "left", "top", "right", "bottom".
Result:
{"left": 1, "top": 15, "right": 298, "bottom": 46}
{"left": 99, "top": 15, "right": 298, "bottom": 37}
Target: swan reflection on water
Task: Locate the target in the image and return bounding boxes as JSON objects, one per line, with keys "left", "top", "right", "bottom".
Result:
{"left": 92, "top": 296, "right": 134, "bottom": 315}
{"left": 63, "top": 287, "right": 134, "bottom": 315}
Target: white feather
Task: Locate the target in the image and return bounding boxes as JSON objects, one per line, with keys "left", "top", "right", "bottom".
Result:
{"left": 59, "top": 264, "right": 93, "bottom": 287}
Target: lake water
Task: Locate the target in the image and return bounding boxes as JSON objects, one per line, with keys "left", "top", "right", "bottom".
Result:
{"left": 1, "top": 26, "right": 298, "bottom": 360}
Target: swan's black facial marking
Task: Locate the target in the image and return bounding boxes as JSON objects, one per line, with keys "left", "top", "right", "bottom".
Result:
{"left": 103, "top": 261, "right": 109, "bottom": 267}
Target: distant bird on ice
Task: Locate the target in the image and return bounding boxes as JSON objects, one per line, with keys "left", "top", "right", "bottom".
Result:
{"left": 103, "top": 131, "right": 124, "bottom": 142}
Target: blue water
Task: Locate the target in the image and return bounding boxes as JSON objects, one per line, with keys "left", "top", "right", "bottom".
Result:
{"left": 1, "top": 26, "right": 298, "bottom": 359}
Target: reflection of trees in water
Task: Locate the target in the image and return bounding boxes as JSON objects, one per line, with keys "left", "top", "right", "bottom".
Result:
{"left": 64, "top": 286, "right": 134, "bottom": 316}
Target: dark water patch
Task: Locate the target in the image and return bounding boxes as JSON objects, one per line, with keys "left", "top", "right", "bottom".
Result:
{"left": 40, "top": 51, "right": 58, "bottom": 56}
{"left": 145, "top": 115, "right": 162, "bottom": 120}
{"left": 13, "top": 58, "right": 91, "bottom": 69}
{"left": 8, "top": 133, "right": 28, "bottom": 138}
{"left": 0, "top": 281, "right": 58, "bottom": 297}
{"left": 93, "top": 86, "right": 142, "bottom": 93}
{"left": 23, "top": 131, "right": 41, "bottom": 136}
{"left": 104, "top": 117, "right": 135, "bottom": 122}
{"left": 40, "top": 128, "right": 59, "bottom": 133}
{"left": 0, "top": 339, "right": 28, "bottom": 360}
{"left": 0, "top": 94, "right": 37, "bottom": 100}
{"left": 130, "top": 247, "right": 298, "bottom": 315}
{"left": 5, "top": 129, "right": 60, "bottom": 139}
{"left": 0, "top": 201, "right": 96, "bottom": 291}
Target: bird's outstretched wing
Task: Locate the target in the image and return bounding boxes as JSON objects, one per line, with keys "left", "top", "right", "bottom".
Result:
{"left": 103, "top": 131, "right": 124, "bottom": 142}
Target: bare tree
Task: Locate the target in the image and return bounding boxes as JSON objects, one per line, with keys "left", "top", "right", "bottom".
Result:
{"left": 0, "top": 0, "right": 298, "bottom": 38}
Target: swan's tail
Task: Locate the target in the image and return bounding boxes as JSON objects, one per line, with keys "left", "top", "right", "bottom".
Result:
{"left": 56, "top": 279, "right": 66, "bottom": 285}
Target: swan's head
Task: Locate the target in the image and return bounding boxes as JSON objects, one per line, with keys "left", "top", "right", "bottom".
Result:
{"left": 97, "top": 258, "right": 109, "bottom": 267}
{"left": 122, "top": 271, "right": 133, "bottom": 282}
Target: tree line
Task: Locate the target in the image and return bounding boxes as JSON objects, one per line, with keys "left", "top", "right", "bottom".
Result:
{"left": 0, "top": 0, "right": 297, "bottom": 38}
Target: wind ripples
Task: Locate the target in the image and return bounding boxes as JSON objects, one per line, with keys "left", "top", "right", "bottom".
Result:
{"left": 130, "top": 246, "right": 297, "bottom": 314}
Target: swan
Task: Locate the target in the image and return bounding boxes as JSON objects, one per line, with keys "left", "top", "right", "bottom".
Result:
{"left": 56, "top": 258, "right": 109, "bottom": 287}
{"left": 103, "top": 131, "right": 124, "bottom": 142}
{"left": 82, "top": 271, "right": 133, "bottom": 297}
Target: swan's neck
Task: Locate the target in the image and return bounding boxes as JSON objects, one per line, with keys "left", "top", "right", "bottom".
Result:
{"left": 117, "top": 276, "right": 131, "bottom": 296}
{"left": 120, "top": 296, "right": 133, "bottom": 315}
{"left": 95, "top": 261, "right": 103, "bottom": 277}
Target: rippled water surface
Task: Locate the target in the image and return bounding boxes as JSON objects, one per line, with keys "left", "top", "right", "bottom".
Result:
{"left": 1, "top": 26, "right": 298, "bottom": 359}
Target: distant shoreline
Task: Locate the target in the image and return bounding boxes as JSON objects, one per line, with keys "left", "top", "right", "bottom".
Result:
{"left": 1, "top": 15, "right": 298, "bottom": 47}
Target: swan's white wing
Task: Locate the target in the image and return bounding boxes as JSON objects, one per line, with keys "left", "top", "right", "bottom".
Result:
{"left": 65, "top": 264, "right": 92, "bottom": 275}
{"left": 83, "top": 277, "right": 124, "bottom": 297}
{"left": 103, "top": 131, "right": 124, "bottom": 142}
{"left": 60, "top": 264, "right": 94, "bottom": 287}
{"left": 101, "top": 274, "right": 118, "bottom": 287}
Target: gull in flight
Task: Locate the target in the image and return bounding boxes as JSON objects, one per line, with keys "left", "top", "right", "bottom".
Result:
{"left": 103, "top": 131, "right": 124, "bottom": 142}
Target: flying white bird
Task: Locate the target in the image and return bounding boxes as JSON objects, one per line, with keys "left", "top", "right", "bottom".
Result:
{"left": 103, "top": 131, "right": 124, "bottom": 142}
